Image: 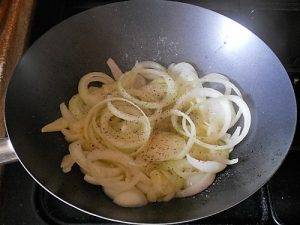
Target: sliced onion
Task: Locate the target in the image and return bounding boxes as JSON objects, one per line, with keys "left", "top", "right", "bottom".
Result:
{"left": 113, "top": 188, "right": 148, "bottom": 207}
{"left": 84, "top": 174, "right": 101, "bottom": 185}
{"left": 225, "top": 158, "right": 238, "bottom": 164}
{"left": 175, "top": 87, "right": 223, "bottom": 107}
{"left": 88, "top": 161, "right": 123, "bottom": 178}
{"left": 83, "top": 97, "right": 151, "bottom": 151}
{"left": 228, "top": 126, "right": 241, "bottom": 152}
{"left": 176, "top": 173, "right": 215, "bottom": 198}
{"left": 83, "top": 148, "right": 144, "bottom": 192}
{"left": 103, "top": 186, "right": 122, "bottom": 199}
{"left": 61, "top": 129, "right": 81, "bottom": 142}
{"left": 133, "top": 74, "right": 147, "bottom": 88}
{"left": 171, "top": 110, "right": 196, "bottom": 159}
{"left": 107, "top": 173, "right": 142, "bottom": 192}
{"left": 84, "top": 174, "right": 127, "bottom": 188}
{"left": 97, "top": 110, "right": 148, "bottom": 150}
{"left": 78, "top": 72, "right": 115, "bottom": 106}
{"left": 136, "top": 182, "right": 157, "bottom": 202}
{"left": 69, "top": 141, "right": 89, "bottom": 171}
{"left": 61, "top": 154, "right": 75, "bottom": 173}
{"left": 172, "top": 92, "right": 251, "bottom": 151}
{"left": 60, "top": 103, "right": 76, "bottom": 122}
{"left": 186, "top": 154, "right": 226, "bottom": 173}
{"left": 200, "top": 77, "right": 242, "bottom": 96}
{"left": 134, "top": 61, "right": 166, "bottom": 74}
{"left": 107, "top": 101, "right": 143, "bottom": 122}
{"left": 87, "top": 148, "right": 137, "bottom": 167}
{"left": 182, "top": 97, "right": 232, "bottom": 142}
{"left": 201, "top": 73, "right": 229, "bottom": 81}
{"left": 42, "top": 59, "right": 253, "bottom": 206}
{"left": 68, "top": 94, "right": 90, "bottom": 119}
{"left": 117, "top": 68, "right": 176, "bottom": 109}
{"left": 171, "top": 88, "right": 223, "bottom": 139}
{"left": 168, "top": 62, "right": 199, "bottom": 81}
{"left": 107, "top": 58, "right": 123, "bottom": 80}
{"left": 136, "top": 131, "right": 186, "bottom": 162}
{"left": 200, "top": 73, "right": 242, "bottom": 125}
{"left": 41, "top": 117, "right": 68, "bottom": 132}
{"left": 218, "top": 95, "right": 251, "bottom": 149}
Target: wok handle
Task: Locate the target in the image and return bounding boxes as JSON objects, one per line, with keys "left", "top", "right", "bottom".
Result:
{"left": 0, "top": 138, "right": 18, "bottom": 164}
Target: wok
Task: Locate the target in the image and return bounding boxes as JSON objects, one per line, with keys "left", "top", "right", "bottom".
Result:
{"left": 0, "top": 0, "right": 296, "bottom": 224}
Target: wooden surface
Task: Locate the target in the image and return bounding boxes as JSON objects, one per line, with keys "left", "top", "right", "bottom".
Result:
{"left": 0, "top": 0, "right": 35, "bottom": 137}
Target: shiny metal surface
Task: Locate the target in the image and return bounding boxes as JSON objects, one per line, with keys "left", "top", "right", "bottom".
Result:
{"left": 4, "top": 0, "right": 297, "bottom": 224}
{"left": 0, "top": 138, "right": 17, "bottom": 164}
{"left": 0, "top": 0, "right": 34, "bottom": 165}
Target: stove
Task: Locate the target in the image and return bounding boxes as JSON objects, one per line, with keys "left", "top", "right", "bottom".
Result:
{"left": 0, "top": 0, "right": 299, "bottom": 224}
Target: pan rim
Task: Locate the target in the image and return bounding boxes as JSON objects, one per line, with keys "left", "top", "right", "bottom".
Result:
{"left": 4, "top": 0, "right": 297, "bottom": 224}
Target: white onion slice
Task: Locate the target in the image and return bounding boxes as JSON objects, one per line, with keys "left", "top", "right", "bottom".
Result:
{"left": 172, "top": 92, "right": 251, "bottom": 151}
{"left": 107, "top": 101, "right": 143, "bottom": 122}
{"left": 186, "top": 154, "right": 226, "bottom": 173}
{"left": 69, "top": 141, "right": 89, "bottom": 171}
{"left": 137, "top": 61, "right": 166, "bottom": 71}
{"left": 78, "top": 72, "right": 115, "bottom": 106}
{"left": 60, "top": 154, "right": 75, "bottom": 173}
{"left": 168, "top": 62, "right": 199, "bottom": 81}
{"left": 117, "top": 69, "right": 176, "bottom": 109}
{"left": 107, "top": 58, "right": 123, "bottom": 80}
{"left": 103, "top": 186, "right": 123, "bottom": 199}
{"left": 176, "top": 173, "right": 215, "bottom": 198}
{"left": 171, "top": 110, "right": 196, "bottom": 159}
{"left": 225, "top": 158, "right": 239, "bottom": 164}
{"left": 61, "top": 129, "right": 81, "bottom": 142}
{"left": 60, "top": 103, "right": 76, "bottom": 122}
{"left": 175, "top": 87, "right": 223, "bottom": 107}
{"left": 182, "top": 97, "right": 232, "bottom": 142}
{"left": 41, "top": 117, "right": 68, "bottom": 132}
{"left": 201, "top": 73, "right": 229, "bottom": 81}
{"left": 220, "top": 95, "right": 251, "bottom": 149}
{"left": 200, "top": 73, "right": 242, "bottom": 125}
{"left": 113, "top": 188, "right": 148, "bottom": 207}
{"left": 83, "top": 97, "right": 151, "bottom": 151}
{"left": 200, "top": 77, "right": 242, "bottom": 96}
{"left": 87, "top": 149, "right": 137, "bottom": 167}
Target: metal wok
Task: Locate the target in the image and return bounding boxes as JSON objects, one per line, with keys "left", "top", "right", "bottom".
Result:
{"left": 1, "top": 0, "right": 296, "bottom": 224}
